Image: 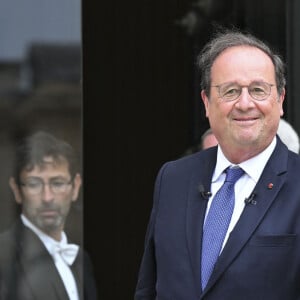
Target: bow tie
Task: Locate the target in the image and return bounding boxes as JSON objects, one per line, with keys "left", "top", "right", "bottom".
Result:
{"left": 52, "top": 243, "right": 79, "bottom": 266}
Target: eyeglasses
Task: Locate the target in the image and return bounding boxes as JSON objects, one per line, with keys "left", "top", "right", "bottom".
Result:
{"left": 212, "top": 81, "right": 275, "bottom": 102}
{"left": 20, "top": 178, "right": 73, "bottom": 195}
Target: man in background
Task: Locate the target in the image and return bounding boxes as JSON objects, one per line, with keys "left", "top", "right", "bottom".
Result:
{"left": 277, "top": 118, "right": 300, "bottom": 153}
{"left": 0, "top": 131, "right": 98, "bottom": 300}
{"left": 200, "top": 128, "right": 218, "bottom": 150}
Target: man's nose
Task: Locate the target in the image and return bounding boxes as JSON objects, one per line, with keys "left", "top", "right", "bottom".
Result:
{"left": 235, "top": 87, "right": 255, "bottom": 109}
{"left": 41, "top": 184, "right": 54, "bottom": 202}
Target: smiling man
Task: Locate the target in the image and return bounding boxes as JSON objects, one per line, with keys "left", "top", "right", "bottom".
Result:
{"left": 201, "top": 43, "right": 285, "bottom": 163}
{"left": 0, "top": 131, "right": 97, "bottom": 300}
{"left": 135, "top": 30, "right": 300, "bottom": 300}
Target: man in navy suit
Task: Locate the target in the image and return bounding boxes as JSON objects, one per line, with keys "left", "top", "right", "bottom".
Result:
{"left": 0, "top": 131, "right": 98, "bottom": 300}
{"left": 135, "top": 29, "right": 300, "bottom": 299}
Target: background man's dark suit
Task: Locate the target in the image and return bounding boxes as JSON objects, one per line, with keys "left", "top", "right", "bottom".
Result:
{"left": 135, "top": 138, "right": 300, "bottom": 299}
{"left": 0, "top": 219, "right": 98, "bottom": 300}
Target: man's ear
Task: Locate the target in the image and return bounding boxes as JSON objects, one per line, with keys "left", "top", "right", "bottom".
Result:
{"left": 201, "top": 90, "right": 210, "bottom": 118}
{"left": 9, "top": 177, "right": 23, "bottom": 204}
{"left": 71, "top": 173, "right": 82, "bottom": 202}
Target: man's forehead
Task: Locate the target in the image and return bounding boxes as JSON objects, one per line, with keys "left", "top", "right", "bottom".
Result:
{"left": 38, "top": 155, "right": 68, "bottom": 165}
{"left": 24, "top": 156, "right": 70, "bottom": 173}
{"left": 42, "top": 156, "right": 55, "bottom": 163}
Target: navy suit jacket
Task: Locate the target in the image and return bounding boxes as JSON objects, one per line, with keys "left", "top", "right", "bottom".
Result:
{"left": 135, "top": 137, "right": 300, "bottom": 300}
{"left": 0, "top": 220, "right": 98, "bottom": 300}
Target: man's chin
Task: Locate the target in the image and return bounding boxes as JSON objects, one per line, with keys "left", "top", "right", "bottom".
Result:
{"left": 232, "top": 132, "right": 260, "bottom": 146}
{"left": 37, "top": 217, "right": 62, "bottom": 232}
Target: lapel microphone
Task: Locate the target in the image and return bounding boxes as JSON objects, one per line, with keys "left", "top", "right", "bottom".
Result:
{"left": 244, "top": 192, "right": 257, "bottom": 205}
{"left": 198, "top": 184, "right": 212, "bottom": 200}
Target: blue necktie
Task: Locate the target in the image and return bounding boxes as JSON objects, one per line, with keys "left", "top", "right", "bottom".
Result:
{"left": 201, "top": 166, "right": 244, "bottom": 289}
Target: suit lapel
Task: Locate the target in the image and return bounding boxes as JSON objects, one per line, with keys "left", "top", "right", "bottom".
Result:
{"left": 201, "top": 140, "right": 289, "bottom": 296}
{"left": 186, "top": 148, "right": 217, "bottom": 297}
{"left": 16, "top": 223, "right": 70, "bottom": 300}
{"left": 72, "top": 249, "right": 84, "bottom": 299}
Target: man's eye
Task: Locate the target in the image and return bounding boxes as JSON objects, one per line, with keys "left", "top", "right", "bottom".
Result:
{"left": 27, "top": 182, "right": 41, "bottom": 188}
{"left": 224, "top": 88, "right": 239, "bottom": 96}
{"left": 251, "top": 87, "right": 265, "bottom": 94}
{"left": 51, "top": 181, "right": 65, "bottom": 188}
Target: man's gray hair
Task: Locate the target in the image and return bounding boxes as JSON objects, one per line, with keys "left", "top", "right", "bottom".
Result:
{"left": 196, "top": 29, "right": 286, "bottom": 97}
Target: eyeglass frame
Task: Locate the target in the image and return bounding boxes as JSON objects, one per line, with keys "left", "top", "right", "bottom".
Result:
{"left": 211, "top": 81, "right": 275, "bottom": 102}
{"left": 20, "top": 177, "right": 73, "bottom": 195}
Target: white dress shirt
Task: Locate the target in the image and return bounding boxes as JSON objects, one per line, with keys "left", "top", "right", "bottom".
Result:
{"left": 21, "top": 214, "right": 80, "bottom": 300}
{"left": 204, "top": 136, "right": 277, "bottom": 252}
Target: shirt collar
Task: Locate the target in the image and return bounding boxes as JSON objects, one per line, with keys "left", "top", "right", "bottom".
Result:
{"left": 213, "top": 136, "right": 277, "bottom": 183}
{"left": 21, "top": 214, "right": 68, "bottom": 254}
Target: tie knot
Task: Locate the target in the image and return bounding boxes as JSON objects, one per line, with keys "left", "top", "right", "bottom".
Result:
{"left": 225, "top": 167, "right": 244, "bottom": 184}
{"left": 52, "top": 243, "right": 79, "bottom": 265}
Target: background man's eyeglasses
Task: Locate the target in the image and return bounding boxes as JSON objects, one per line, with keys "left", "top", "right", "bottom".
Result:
{"left": 20, "top": 179, "right": 72, "bottom": 195}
